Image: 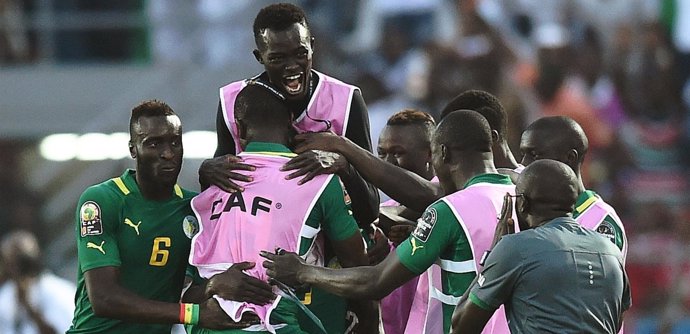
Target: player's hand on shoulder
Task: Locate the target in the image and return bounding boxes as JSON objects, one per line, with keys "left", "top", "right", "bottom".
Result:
{"left": 260, "top": 250, "right": 305, "bottom": 288}
{"left": 199, "top": 154, "right": 255, "bottom": 192}
{"left": 281, "top": 147, "right": 348, "bottom": 184}
{"left": 198, "top": 298, "right": 260, "bottom": 329}
{"left": 293, "top": 131, "right": 345, "bottom": 153}
{"left": 205, "top": 261, "right": 274, "bottom": 305}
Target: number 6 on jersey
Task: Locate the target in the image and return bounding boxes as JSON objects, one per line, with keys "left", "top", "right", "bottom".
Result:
{"left": 149, "top": 237, "right": 171, "bottom": 266}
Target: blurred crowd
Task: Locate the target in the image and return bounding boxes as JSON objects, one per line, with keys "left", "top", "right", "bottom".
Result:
{"left": 2, "top": 0, "right": 690, "bottom": 333}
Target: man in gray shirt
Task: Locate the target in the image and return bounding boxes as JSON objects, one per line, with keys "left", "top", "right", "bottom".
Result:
{"left": 451, "top": 159, "right": 631, "bottom": 334}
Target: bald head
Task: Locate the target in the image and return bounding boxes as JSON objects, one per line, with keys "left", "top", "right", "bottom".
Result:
{"left": 433, "top": 109, "right": 492, "bottom": 153}
{"left": 516, "top": 159, "right": 579, "bottom": 227}
{"left": 520, "top": 116, "right": 588, "bottom": 172}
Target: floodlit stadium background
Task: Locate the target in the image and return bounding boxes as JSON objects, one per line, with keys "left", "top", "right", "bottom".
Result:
{"left": 1, "top": 1, "right": 688, "bottom": 332}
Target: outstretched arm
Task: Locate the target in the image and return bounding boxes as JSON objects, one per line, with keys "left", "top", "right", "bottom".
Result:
{"left": 261, "top": 250, "right": 417, "bottom": 301}
{"left": 294, "top": 132, "right": 443, "bottom": 212}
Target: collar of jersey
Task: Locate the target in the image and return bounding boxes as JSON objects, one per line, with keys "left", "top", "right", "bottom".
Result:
{"left": 574, "top": 189, "right": 599, "bottom": 214}
{"left": 243, "top": 142, "right": 297, "bottom": 158}
{"left": 113, "top": 169, "right": 183, "bottom": 198}
{"left": 462, "top": 173, "right": 513, "bottom": 189}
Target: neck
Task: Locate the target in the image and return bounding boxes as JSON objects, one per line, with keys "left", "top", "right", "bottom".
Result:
{"left": 493, "top": 141, "right": 520, "bottom": 169}
{"left": 528, "top": 212, "right": 572, "bottom": 228}
{"left": 247, "top": 133, "right": 291, "bottom": 147}
{"left": 447, "top": 153, "right": 497, "bottom": 193}
{"left": 574, "top": 170, "right": 586, "bottom": 195}
{"left": 135, "top": 172, "right": 173, "bottom": 201}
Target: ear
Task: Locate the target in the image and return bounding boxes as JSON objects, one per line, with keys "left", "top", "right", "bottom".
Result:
{"left": 253, "top": 49, "right": 264, "bottom": 64}
{"left": 441, "top": 144, "right": 450, "bottom": 163}
{"left": 566, "top": 149, "right": 579, "bottom": 166}
{"left": 128, "top": 141, "right": 136, "bottom": 159}
{"left": 517, "top": 196, "right": 527, "bottom": 213}
{"left": 491, "top": 129, "right": 500, "bottom": 144}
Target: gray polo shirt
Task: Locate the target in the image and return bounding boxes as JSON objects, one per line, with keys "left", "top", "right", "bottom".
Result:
{"left": 469, "top": 217, "right": 631, "bottom": 334}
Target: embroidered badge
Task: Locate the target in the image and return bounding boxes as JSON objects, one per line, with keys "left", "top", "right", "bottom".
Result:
{"left": 412, "top": 208, "right": 437, "bottom": 242}
{"left": 80, "top": 201, "right": 103, "bottom": 237}
{"left": 182, "top": 215, "right": 199, "bottom": 239}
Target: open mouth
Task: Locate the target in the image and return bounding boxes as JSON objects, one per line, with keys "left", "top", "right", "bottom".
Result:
{"left": 282, "top": 73, "right": 304, "bottom": 95}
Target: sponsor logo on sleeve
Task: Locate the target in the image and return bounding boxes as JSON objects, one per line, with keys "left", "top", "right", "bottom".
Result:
{"left": 86, "top": 240, "right": 106, "bottom": 255}
{"left": 411, "top": 208, "right": 437, "bottom": 243}
{"left": 80, "top": 201, "right": 103, "bottom": 237}
{"left": 410, "top": 238, "right": 424, "bottom": 256}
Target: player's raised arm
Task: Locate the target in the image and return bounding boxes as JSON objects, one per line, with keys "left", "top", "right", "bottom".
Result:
{"left": 293, "top": 131, "right": 442, "bottom": 212}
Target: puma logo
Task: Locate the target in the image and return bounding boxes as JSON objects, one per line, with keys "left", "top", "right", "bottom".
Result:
{"left": 124, "top": 218, "right": 142, "bottom": 235}
{"left": 411, "top": 238, "right": 424, "bottom": 256}
{"left": 87, "top": 241, "right": 106, "bottom": 255}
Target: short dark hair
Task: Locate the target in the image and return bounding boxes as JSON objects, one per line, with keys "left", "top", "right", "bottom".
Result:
{"left": 387, "top": 108, "right": 436, "bottom": 127}
{"left": 525, "top": 116, "right": 589, "bottom": 163}
{"left": 235, "top": 83, "right": 290, "bottom": 130}
{"left": 439, "top": 90, "right": 507, "bottom": 136}
{"left": 129, "top": 100, "right": 176, "bottom": 136}
{"left": 253, "top": 3, "right": 309, "bottom": 48}
{"left": 434, "top": 109, "right": 492, "bottom": 153}
{"left": 386, "top": 109, "right": 435, "bottom": 143}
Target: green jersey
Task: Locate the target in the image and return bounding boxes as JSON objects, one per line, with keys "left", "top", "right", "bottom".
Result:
{"left": 68, "top": 169, "right": 197, "bottom": 334}
{"left": 186, "top": 142, "right": 360, "bottom": 334}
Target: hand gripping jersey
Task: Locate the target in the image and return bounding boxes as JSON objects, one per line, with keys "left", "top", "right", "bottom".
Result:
{"left": 396, "top": 174, "right": 516, "bottom": 334}
{"left": 189, "top": 150, "right": 336, "bottom": 333}
{"left": 220, "top": 70, "right": 359, "bottom": 154}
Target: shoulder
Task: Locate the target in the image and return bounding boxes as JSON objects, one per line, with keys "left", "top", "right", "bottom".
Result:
{"left": 79, "top": 179, "right": 122, "bottom": 204}
{"left": 179, "top": 186, "right": 198, "bottom": 200}
{"left": 317, "top": 175, "right": 346, "bottom": 201}
{"left": 491, "top": 233, "right": 527, "bottom": 259}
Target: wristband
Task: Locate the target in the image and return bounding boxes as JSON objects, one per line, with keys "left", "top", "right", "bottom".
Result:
{"left": 180, "top": 303, "right": 200, "bottom": 325}
{"left": 191, "top": 304, "right": 200, "bottom": 325}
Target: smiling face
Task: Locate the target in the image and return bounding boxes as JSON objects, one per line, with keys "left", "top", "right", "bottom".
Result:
{"left": 254, "top": 22, "right": 313, "bottom": 101}
{"left": 129, "top": 115, "right": 183, "bottom": 188}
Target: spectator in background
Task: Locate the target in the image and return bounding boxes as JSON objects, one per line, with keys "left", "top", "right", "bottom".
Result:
{"left": 615, "top": 22, "right": 689, "bottom": 209}
{"left": 341, "top": 0, "right": 456, "bottom": 54}
{"left": 0, "top": 0, "right": 29, "bottom": 63}
{"left": 0, "top": 230, "right": 76, "bottom": 334}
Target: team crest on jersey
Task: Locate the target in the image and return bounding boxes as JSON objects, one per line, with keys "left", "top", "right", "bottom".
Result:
{"left": 412, "top": 208, "right": 437, "bottom": 242}
{"left": 80, "top": 201, "right": 103, "bottom": 237}
{"left": 596, "top": 221, "right": 616, "bottom": 244}
{"left": 182, "top": 215, "right": 199, "bottom": 239}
